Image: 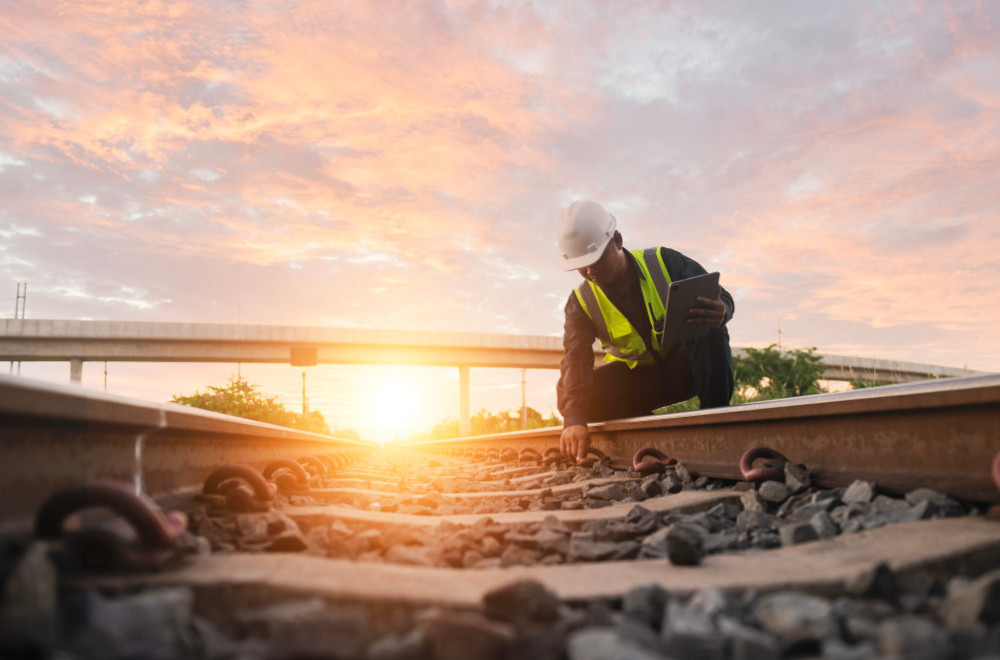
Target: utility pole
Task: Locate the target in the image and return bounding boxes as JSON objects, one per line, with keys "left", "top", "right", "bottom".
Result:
{"left": 302, "top": 371, "right": 308, "bottom": 414}
{"left": 15, "top": 282, "right": 27, "bottom": 319}
{"left": 12, "top": 282, "right": 27, "bottom": 375}
{"left": 520, "top": 368, "right": 527, "bottom": 430}
{"left": 237, "top": 302, "right": 242, "bottom": 378}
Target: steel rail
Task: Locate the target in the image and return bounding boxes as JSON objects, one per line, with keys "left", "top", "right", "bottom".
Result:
{"left": 3, "top": 371, "right": 999, "bottom": 532}
{"left": 0, "top": 373, "right": 376, "bottom": 532}
{"left": 408, "top": 374, "right": 1000, "bottom": 503}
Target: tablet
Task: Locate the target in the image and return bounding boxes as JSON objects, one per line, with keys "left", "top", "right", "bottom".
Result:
{"left": 658, "top": 271, "right": 720, "bottom": 345}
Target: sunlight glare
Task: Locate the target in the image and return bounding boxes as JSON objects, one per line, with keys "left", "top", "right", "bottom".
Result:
{"left": 358, "top": 367, "right": 434, "bottom": 444}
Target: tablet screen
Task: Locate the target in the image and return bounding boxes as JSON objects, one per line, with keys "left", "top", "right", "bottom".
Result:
{"left": 658, "top": 272, "right": 720, "bottom": 345}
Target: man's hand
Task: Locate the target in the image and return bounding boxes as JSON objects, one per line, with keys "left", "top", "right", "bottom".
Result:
{"left": 687, "top": 284, "right": 726, "bottom": 329}
{"left": 560, "top": 424, "right": 589, "bottom": 461}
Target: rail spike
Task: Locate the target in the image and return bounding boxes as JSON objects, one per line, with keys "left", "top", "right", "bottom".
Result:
{"left": 34, "top": 479, "right": 188, "bottom": 573}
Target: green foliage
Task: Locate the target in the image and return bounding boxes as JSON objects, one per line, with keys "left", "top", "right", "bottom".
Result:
{"left": 849, "top": 379, "right": 889, "bottom": 389}
{"left": 655, "top": 344, "right": 826, "bottom": 413}
{"left": 734, "top": 344, "right": 825, "bottom": 401}
{"left": 409, "top": 407, "right": 562, "bottom": 441}
{"left": 653, "top": 397, "right": 702, "bottom": 415}
{"left": 171, "top": 375, "right": 353, "bottom": 437}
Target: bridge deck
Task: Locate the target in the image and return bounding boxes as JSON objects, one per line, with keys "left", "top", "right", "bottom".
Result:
{"left": 0, "top": 319, "right": 989, "bottom": 383}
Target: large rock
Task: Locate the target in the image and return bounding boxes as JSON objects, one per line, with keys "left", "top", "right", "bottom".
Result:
{"left": 718, "top": 615, "right": 781, "bottom": 660}
{"left": 842, "top": 480, "right": 876, "bottom": 504}
{"left": 809, "top": 511, "right": 839, "bottom": 539}
{"left": 942, "top": 567, "right": 1000, "bottom": 628}
{"left": 622, "top": 584, "right": 670, "bottom": 630}
{"left": 639, "top": 527, "right": 671, "bottom": 559}
{"left": 666, "top": 525, "right": 704, "bottom": 566}
{"left": 366, "top": 626, "right": 426, "bottom": 660}
{"left": 236, "top": 597, "right": 368, "bottom": 659}
{"left": 845, "top": 562, "right": 900, "bottom": 604}
{"left": 741, "top": 489, "right": 768, "bottom": 513}
{"left": 661, "top": 599, "right": 725, "bottom": 660}
{"left": 758, "top": 481, "right": 790, "bottom": 504}
{"left": 904, "top": 488, "right": 966, "bottom": 517}
{"left": 62, "top": 588, "right": 200, "bottom": 660}
{"left": 0, "top": 541, "right": 58, "bottom": 655}
{"left": 878, "top": 615, "right": 946, "bottom": 659}
{"left": 422, "top": 610, "right": 515, "bottom": 660}
{"left": 784, "top": 462, "right": 811, "bottom": 493}
{"left": 752, "top": 592, "right": 836, "bottom": 650}
{"left": 779, "top": 522, "right": 819, "bottom": 547}
{"left": 567, "top": 627, "right": 668, "bottom": 660}
{"left": 586, "top": 483, "right": 629, "bottom": 501}
{"left": 482, "top": 580, "right": 561, "bottom": 627}
{"left": 568, "top": 533, "right": 622, "bottom": 562}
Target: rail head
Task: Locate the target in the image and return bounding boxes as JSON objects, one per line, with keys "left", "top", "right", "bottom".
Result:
{"left": 0, "top": 372, "right": 374, "bottom": 446}
{"left": 403, "top": 374, "right": 1000, "bottom": 503}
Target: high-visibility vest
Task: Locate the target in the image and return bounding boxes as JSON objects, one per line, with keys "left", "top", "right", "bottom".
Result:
{"left": 573, "top": 248, "right": 673, "bottom": 368}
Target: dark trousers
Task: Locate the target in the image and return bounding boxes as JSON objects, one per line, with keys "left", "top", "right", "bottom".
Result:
{"left": 588, "top": 326, "right": 734, "bottom": 422}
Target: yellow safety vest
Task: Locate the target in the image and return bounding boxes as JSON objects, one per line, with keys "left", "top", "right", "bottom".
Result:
{"left": 573, "top": 248, "right": 673, "bottom": 368}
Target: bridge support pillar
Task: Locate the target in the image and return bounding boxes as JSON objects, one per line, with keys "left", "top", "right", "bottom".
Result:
{"left": 459, "top": 365, "right": 470, "bottom": 436}
{"left": 69, "top": 359, "right": 83, "bottom": 384}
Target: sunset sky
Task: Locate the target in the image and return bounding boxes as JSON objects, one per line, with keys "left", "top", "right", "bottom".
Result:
{"left": 2, "top": 1, "right": 999, "bottom": 442}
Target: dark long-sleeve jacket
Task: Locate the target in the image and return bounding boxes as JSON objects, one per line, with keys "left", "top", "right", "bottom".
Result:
{"left": 556, "top": 247, "right": 734, "bottom": 427}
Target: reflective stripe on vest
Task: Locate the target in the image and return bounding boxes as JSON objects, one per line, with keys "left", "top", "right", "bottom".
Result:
{"left": 574, "top": 247, "right": 673, "bottom": 368}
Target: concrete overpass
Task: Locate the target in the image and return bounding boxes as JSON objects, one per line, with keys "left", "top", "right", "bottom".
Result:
{"left": 2, "top": 319, "right": 990, "bottom": 432}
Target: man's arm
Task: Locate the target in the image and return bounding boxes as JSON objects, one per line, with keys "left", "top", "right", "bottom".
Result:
{"left": 557, "top": 292, "right": 596, "bottom": 460}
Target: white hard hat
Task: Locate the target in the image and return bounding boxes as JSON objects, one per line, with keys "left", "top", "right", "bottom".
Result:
{"left": 557, "top": 201, "right": 617, "bottom": 271}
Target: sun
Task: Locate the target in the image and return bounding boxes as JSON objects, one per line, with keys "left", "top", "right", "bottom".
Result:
{"left": 357, "top": 366, "right": 434, "bottom": 444}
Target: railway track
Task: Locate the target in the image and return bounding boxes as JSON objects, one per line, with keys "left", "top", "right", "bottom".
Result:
{"left": 2, "top": 372, "right": 1000, "bottom": 659}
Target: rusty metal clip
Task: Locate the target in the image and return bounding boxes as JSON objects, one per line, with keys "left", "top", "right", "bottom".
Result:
{"left": 519, "top": 447, "right": 543, "bottom": 463}
{"left": 263, "top": 458, "right": 311, "bottom": 493}
{"left": 316, "top": 454, "right": 339, "bottom": 472}
{"left": 542, "top": 447, "right": 565, "bottom": 468}
{"left": 633, "top": 448, "right": 677, "bottom": 475}
{"left": 202, "top": 464, "right": 278, "bottom": 513}
{"left": 34, "top": 480, "right": 188, "bottom": 573}
{"left": 500, "top": 448, "right": 519, "bottom": 463}
{"left": 576, "top": 446, "right": 608, "bottom": 468}
{"left": 298, "top": 455, "right": 329, "bottom": 480}
{"left": 740, "top": 446, "right": 790, "bottom": 483}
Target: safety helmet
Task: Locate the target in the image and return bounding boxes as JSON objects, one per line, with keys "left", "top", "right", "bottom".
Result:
{"left": 557, "top": 201, "right": 617, "bottom": 271}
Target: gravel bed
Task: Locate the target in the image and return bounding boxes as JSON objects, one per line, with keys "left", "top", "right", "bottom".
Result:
{"left": 186, "top": 460, "right": 980, "bottom": 570}
{"left": 7, "top": 568, "right": 1000, "bottom": 658}
{"left": 2, "top": 458, "right": 996, "bottom": 659}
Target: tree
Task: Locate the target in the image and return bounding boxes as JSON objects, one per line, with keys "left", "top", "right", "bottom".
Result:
{"left": 171, "top": 374, "right": 354, "bottom": 437}
{"left": 408, "top": 406, "right": 562, "bottom": 441}
{"left": 734, "top": 344, "right": 825, "bottom": 400}
{"left": 656, "top": 344, "right": 826, "bottom": 413}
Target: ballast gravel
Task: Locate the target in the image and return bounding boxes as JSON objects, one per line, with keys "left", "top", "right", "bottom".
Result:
{"left": 3, "top": 457, "right": 999, "bottom": 659}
